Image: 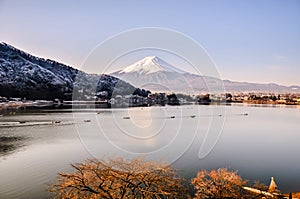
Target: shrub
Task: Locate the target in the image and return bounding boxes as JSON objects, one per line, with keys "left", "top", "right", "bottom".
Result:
{"left": 191, "top": 168, "right": 247, "bottom": 199}
{"left": 49, "top": 157, "right": 188, "bottom": 199}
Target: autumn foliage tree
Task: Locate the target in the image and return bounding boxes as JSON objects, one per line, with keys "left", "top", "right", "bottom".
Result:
{"left": 49, "top": 157, "right": 188, "bottom": 199}
{"left": 191, "top": 168, "right": 247, "bottom": 199}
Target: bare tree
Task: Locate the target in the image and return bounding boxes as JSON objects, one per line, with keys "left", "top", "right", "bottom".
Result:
{"left": 49, "top": 157, "right": 188, "bottom": 199}
{"left": 191, "top": 168, "right": 247, "bottom": 199}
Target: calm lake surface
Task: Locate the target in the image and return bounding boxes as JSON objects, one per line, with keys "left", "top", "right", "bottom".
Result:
{"left": 0, "top": 104, "right": 299, "bottom": 198}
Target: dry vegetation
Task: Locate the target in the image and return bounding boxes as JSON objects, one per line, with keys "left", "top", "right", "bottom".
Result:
{"left": 290, "top": 192, "right": 300, "bottom": 198}
{"left": 49, "top": 157, "right": 188, "bottom": 199}
{"left": 50, "top": 157, "right": 291, "bottom": 199}
{"left": 191, "top": 168, "right": 246, "bottom": 199}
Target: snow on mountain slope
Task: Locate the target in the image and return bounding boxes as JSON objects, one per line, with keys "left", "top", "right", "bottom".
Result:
{"left": 112, "top": 56, "right": 205, "bottom": 92}
{"left": 118, "top": 56, "right": 185, "bottom": 75}
{"left": 111, "top": 56, "right": 300, "bottom": 93}
{"left": 0, "top": 42, "right": 139, "bottom": 100}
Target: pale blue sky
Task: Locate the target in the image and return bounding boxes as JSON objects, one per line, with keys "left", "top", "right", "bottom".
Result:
{"left": 0, "top": 0, "right": 299, "bottom": 85}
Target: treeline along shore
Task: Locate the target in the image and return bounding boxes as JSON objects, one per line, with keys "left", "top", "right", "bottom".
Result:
{"left": 1, "top": 91, "right": 300, "bottom": 114}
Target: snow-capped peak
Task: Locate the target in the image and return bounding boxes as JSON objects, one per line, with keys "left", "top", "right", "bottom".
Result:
{"left": 118, "top": 56, "right": 185, "bottom": 75}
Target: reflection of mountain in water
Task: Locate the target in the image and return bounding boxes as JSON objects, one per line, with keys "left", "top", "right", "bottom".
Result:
{"left": 0, "top": 135, "right": 28, "bottom": 156}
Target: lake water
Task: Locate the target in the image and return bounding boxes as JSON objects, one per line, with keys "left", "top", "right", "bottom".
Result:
{"left": 0, "top": 104, "right": 299, "bottom": 198}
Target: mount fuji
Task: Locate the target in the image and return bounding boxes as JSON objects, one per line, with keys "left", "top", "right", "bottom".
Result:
{"left": 117, "top": 56, "right": 185, "bottom": 75}
{"left": 111, "top": 56, "right": 201, "bottom": 92}
{"left": 111, "top": 56, "right": 299, "bottom": 93}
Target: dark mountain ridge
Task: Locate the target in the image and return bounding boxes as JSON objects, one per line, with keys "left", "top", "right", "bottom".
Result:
{"left": 0, "top": 42, "right": 142, "bottom": 100}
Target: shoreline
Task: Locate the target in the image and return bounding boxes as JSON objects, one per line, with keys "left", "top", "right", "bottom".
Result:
{"left": 0, "top": 101, "right": 299, "bottom": 116}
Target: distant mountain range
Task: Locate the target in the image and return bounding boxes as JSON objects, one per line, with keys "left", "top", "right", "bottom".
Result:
{"left": 0, "top": 42, "right": 142, "bottom": 100}
{"left": 111, "top": 56, "right": 300, "bottom": 93}
{"left": 0, "top": 43, "right": 298, "bottom": 101}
